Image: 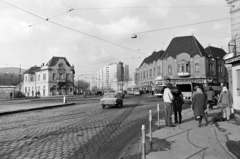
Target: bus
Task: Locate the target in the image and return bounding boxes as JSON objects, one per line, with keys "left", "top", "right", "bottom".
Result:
{"left": 133, "top": 87, "right": 140, "bottom": 95}
{"left": 154, "top": 85, "right": 166, "bottom": 98}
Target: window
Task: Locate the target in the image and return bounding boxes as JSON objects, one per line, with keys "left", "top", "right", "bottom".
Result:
{"left": 52, "top": 73, "right": 56, "bottom": 80}
{"left": 43, "top": 74, "right": 46, "bottom": 80}
{"left": 168, "top": 65, "right": 172, "bottom": 75}
{"left": 181, "top": 64, "right": 184, "bottom": 72}
{"left": 143, "top": 71, "right": 145, "bottom": 79}
{"left": 38, "top": 75, "right": 40, "bottom": 81}
{"left": 25, "top": 77, "right": 27, "bottom": 82}
{"left": 218, "top": 65, "right": 222, "bottom": 73}
{"left": 30, "top": 76, "right": 34, "bottom": 82}
{"left": 146, "top": 70, "right": 148, "bottom": 79}
{"left": 157, "top": 66, "right": 160, "bottom": 76}
{"left": 60, "top": 74, "right": 64, "bottom": 79}
{"left": 209, "top": 63, "right": 213, "bottom": 72}
{"left": 153, "top": 68, "right": 156, "bottom": 77}
{"left": 186, "top": 63, "right": 189, "bottom": 72}
{"left": 195, "top": 63, "right": 200, "bottom": 72}
{"left": 178, "top": 64, "right": 181, "bottom": 72}
{"left": 150, "top": 69, "right": 152, "bottom": 78}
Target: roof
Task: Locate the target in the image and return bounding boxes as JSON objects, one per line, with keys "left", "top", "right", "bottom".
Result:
{"left": 46, "top": 56, "right": 71, "bottom": 67}
{"left": 139, "top": 50, "right": 165, "bottom": 67}
{"left": 161, "top": 36, "right": 209, "bottom": 59}
{"left": 205, "top": 46, "right": 227, "bottom": 59}
{"left": 23, "top": 66, "right": 40, "bottom": 74}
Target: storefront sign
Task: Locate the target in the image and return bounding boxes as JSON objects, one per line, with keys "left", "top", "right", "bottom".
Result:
{"left": 170, "top": 79, "right": 205, "bottom": 85}
{"left": 225, "top": 55, "right": 240, "bottom": 64}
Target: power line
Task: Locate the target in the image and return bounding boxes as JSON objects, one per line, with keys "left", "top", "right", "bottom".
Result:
{"left": 74, "top": 6, "right": 228, "bottom": 10}
{"left": 56, "top": 0, "right": 72, "bottom": 9}
{"left": 135, "top": 17, "right": 230, "bottom": 35}
{"left": 0, "top": 10, "right": 73, "bottom": 37}
{"left": 48, "top": 21, "right": 147, "bottom": 55}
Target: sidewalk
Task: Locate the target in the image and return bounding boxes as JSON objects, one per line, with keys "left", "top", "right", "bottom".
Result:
{"left": 121, "top": 107, "right": 240, "bottom": 159}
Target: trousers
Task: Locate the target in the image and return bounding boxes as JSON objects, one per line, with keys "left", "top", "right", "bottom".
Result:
{"left": 164, "top": 102, "right": 173, "bottom": 126}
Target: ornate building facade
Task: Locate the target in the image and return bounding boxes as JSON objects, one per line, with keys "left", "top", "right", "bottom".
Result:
{"left": 135, "top": 36, "right": 228, "bottom": 91}
{"left": 23, "top": 57, "right": 75, "bottom": 96}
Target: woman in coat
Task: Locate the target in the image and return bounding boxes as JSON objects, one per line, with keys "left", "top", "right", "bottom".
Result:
{"left": 218, "top": 86, "right": 233, "bottom": 120}
{"left": 192, "top": 88, "right": 208, "bottom": 127}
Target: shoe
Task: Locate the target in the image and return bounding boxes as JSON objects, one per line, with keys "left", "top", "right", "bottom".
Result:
{"left": 174, "top": 121, "right": 178, "bottom": 124}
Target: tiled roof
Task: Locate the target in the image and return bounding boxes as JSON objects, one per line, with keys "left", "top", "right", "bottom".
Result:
{"left": 23, "top": 66, "right": 40, "bottom": 74}
{"left": 46, "top": 57, "right": 71, "bottom": 67}
{"left": 205, "top": 46, "right": 227, "bottom": 59}
{"left": 161, "top": 36, "right": 209, "bottom": 59}
{"left": 139, "top": 50, "right": 165, "bottom": 67}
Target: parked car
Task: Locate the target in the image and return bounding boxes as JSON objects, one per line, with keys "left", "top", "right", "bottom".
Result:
{"left": 100, "top": 93, "right": 123, "bottom": 108}
{"left": 117, "top": 91, "right": 125, "bottom": 98}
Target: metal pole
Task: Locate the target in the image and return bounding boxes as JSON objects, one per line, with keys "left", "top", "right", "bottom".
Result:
{"left": 149, "top": 110, "right": 152, "bottom": 144}
{"left": 157, "top": 104, "right": 160, "bottom": 128}
{"left": 141, "top": 125, "right": 146, "bottom": 159}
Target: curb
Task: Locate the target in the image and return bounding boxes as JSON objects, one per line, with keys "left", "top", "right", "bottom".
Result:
{"left": 0, "top": 103, "right": 75, "bottom": 116}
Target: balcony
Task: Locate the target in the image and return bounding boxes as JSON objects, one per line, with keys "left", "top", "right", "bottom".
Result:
{"left": 178, "top": 72, "right": 190, "bottom": 77}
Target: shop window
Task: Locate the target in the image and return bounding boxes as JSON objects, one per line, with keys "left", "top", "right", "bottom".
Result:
{"left": 195, "top": 63, "right": 200, "bottom": 72}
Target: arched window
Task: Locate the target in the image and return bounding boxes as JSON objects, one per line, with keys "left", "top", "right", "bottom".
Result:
{"left": 195, "top": 63, "right": 200, "bottom": 72}
{"left": 168, "top": 65, "right": 172, "bottom": 75}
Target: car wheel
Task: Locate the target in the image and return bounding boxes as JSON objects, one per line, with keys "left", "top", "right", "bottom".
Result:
{"left": 102, "top": 105, "right": 105, "bottom": 109}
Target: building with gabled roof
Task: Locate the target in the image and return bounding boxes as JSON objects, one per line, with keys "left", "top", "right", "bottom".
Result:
{"left": 23, "top": 56, "right": 75, "bottom": 97}
{"left": 134, "top": 35, "right": 228, "bottom": 96}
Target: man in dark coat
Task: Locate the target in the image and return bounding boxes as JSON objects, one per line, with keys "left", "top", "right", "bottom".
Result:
{"left": 173, "top": 87, "right": 184, "bottom": 124}
{"left": 192, "top": 88, "right": 208, "bottom": 127}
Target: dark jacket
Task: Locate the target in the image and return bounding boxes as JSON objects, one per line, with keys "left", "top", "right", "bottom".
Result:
{"left": 173, "top": 92, "right": 184, "bottom": 111}
{"left": 192, "top": 93, "right": 207, "bottom": 116}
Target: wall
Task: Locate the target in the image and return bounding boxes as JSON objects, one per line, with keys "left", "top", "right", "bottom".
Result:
{"left": 232, "top": 61, "right": 240, "bottom": 110}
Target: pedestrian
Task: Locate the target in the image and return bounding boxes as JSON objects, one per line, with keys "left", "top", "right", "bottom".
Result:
{"left": 163, "top": 83, "right": 174, "bottom": 127}
{"left": 152, "top": 90, "right": 154, "bottom": 96}
{"left": 218, "top": 86, "right": 233, "bottom": 121}
{"left": 192, "top": 86, "right": 200, "bottom": 98}
{"left": 206, "top": 87, "right": 215, "bottom": 110}
{"left": 10, "top": 92, "right": 13, "bottom": 99}
{"left": 192, "top": 88, "right": 208, "bottom": 127}
{"left": 172, "top": 87, "right": 184, "bottom": 124}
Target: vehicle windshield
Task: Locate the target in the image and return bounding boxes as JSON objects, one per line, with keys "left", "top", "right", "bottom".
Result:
{"left": 104, "top": 94, "right": 117, "bottom": 98}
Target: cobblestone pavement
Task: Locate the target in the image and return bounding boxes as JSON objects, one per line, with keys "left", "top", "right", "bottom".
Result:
{"left": 0, "top": 95, "right": 164, "bottom": 159}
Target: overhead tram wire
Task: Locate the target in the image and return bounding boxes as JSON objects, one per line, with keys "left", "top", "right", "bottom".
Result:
{"left": 0, "top": 1, "right": 147, "bottom": 56}
{"left": 0, "top": 9, "right": 74, "bottom": 37}
{"left": 134, "top": 17, "right": 230, "bottom": 35}
{"left": 56, "top": 0, "right": 72, "bottom": 9}
{"left": 74, "top": 5, "right": 229, "bottom": 10}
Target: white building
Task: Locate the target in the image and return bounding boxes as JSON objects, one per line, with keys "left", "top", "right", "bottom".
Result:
{"left": 224, "top": 0, "right": 240, "bottom": 111}
{"left": 93, "top": 62, "right": 129, "bottom": 91}
{"left": 23, "top": 57, "right": 75, "bottom": 97}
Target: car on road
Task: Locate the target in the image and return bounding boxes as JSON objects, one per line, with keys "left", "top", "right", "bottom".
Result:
{"left": 100, "top": 93, "right": 123, "bottom": 108}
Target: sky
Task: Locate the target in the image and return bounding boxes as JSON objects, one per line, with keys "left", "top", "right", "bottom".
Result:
{"left": 0, "top": 0, "right": 231, "bottom": 79}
